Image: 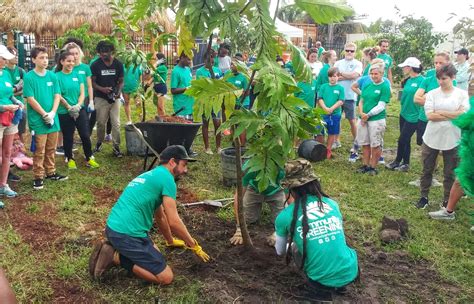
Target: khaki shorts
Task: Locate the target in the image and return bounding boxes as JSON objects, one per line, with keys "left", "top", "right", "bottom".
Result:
{"left": 0, "top": 124, "right": 18, "bottom": 138}
{"left": 243, "top": 187, "right": 286, "bottom": 224}
{"left": 356, "top": 118, "right": 386, "bottom": 148}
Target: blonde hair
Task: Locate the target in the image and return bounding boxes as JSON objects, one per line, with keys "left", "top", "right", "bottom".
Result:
{"left": 369, "top": 59, "right": 385, "bottom": 73}
{"left": 344, "top": 42, "right": 357, "bottom": 50}
{"left": 435, "top": 52, "right": 450, "bottom": 62}
{"left": 62, "top": 42, "right": 84, "bottom": 63}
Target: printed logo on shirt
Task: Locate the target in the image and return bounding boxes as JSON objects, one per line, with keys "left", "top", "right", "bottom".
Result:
{"left": 374, "top": 90, "right": 381, "bottom": 94}
{"left": 411, "top": 83, "right": 418, "bottom": 87}
{"left": 296, "top": 200, "right": 343, "bottom": 243}
{"left": 47, "top": 82, "right": 53, "bottom": 86}
{"left": 78, "top": 71, "right": 86, "bottom": 74}
{"left": 72, "top": 78, "right": 79, "bottom": 81}
{"left": 5, "top": 82, "right": 12, "bottom": 87}
{"left": 235, "top": 80, "right": 241, "bottom": 85}
{"left": 16, "top": 76, "right": 20, "bottom": 81}
{"left": 333, "top": 90, "right": 340, "bottom": 94}
{"left": 101, "top": 70, "right": 116, "bottom": 76}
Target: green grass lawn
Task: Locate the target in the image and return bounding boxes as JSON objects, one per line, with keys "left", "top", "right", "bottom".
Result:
{"left": 0, "top": 95, "right": 472, "bottom": 302}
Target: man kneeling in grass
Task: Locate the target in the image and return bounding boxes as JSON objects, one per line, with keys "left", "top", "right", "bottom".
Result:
{"left": 89, "top": 145, "right": 210, "bottom": 285}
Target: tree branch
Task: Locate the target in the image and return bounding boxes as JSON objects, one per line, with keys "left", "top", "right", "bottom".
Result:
{"left": 239, "top": 0, "right": 254, "bottom": 15}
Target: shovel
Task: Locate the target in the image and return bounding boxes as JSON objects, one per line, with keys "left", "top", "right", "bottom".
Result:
{"left": 181, "top": 198, "right": 234, "bottom": 208}
{"left": 181, "top": 200, "right": 223, "bottom": 208}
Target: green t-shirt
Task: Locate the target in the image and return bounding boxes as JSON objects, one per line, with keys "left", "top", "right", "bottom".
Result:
{"left": 56, "top": 71, "right": 83, "bottom": 114}
{"left": 317, "top": 83, "right": 345, "bottom": 115}
{"left": 171, "top": 65, "right": 194, "bottom": 116}
{"left": 275, "top": 196, "right": 358, "bottom": 287}
{"left": 5, "top": 66, "right": 23, "bottom": 85}
{"left": 318, "top": 46, "right": 325, "bottom": 58}
{"left": 315, "top": 63, "right": 330, "bottom": 92}
{"left": 73, "top": 63, "right": 92, "bottom": 99}
{"left": 196, "top": 66, "right": 222, "bottom": 80}
{"left": 362, "top": 63, "right": 371, "bottom": 77}
{"left": 400, "top": 75, "right": 424, "bottom": 123}
{"left": 225, "top": 71, "right": 250, "bottom": 107}
{"left": 153, "top": 64, "right": 168, "bottom": 84}
{"left": 361, "top": 81, "right": 391, "bottom": 121}
{"left": 23, "top": 70, "right": 61, "bottom": 134}
{"left": 0, "top": 69, "right": 15, "bottom": 106}
{"left": 377, "top": 53, "right": 393, "bottom": 77}
{"left": 296, "top": 80, "right": 317, "bottom": 107}
{"left": 418, "top": 69, "right": 457, "bottom": 122}
{"left": 242, "top": 168, "right": 284, "bottom": 196}
{"left": 106, "top": 166, "right": 177, "bottom": 238}
{"left": 123, "top": 65, "right": 142, "bottom": 94}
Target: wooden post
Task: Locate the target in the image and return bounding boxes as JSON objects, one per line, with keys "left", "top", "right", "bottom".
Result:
{"left": 6, "top": 31, "right": 14, "bottom": 48}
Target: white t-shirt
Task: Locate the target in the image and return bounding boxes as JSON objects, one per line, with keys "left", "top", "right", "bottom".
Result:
{"left": 218, "top": 56, "right": 232, "bottom": 74}
{"left": 309, "top": 61, "right": 323, "bottom": 79}
{"left": 334, "top": 58, "right": 363, "bottom": 100}
{"left": 423, "top": 87, "right": 470, "bottom": 150}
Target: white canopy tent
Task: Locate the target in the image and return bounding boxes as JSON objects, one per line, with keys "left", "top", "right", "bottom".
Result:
{"left": 275, "top": 18, "right": 304, "bottom": 38}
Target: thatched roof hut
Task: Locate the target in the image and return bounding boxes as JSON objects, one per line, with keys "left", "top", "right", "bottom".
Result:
{"left": 0, "top": 0, "right": 174, "bottom": 35}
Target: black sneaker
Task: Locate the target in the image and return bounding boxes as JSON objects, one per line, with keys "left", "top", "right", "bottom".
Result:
{"left": 415, "top": 197, "right": 429, "bottom": 209}
{"left": 112, "top": 146, "right": 123, "bottom": 158}
{"left": 188, "top": 148, "right": 198, "bottom": 157}
{"left": 8, "top": 171, "right": 21, "bottom": 182}
{"left": 33, "top": 179, "right": 44, "bottom": 190}
{"left": 94, "top": 143, "right": 102, "bottom": 153}
{"left": 367, "top": 167, "right": 379, "bottom": 176}
{"left": 56, "top": 146, "right": 65, "bottom": 155}
{"left": 45, "top": 173, "right": 69, "bottom": 181}
{"left": 356, "top": 165, "right": 370, "bottom": 173}
{"left": 385, "top": 161, "right": 400, "bottom": 170}
{"left": 395, "top": 164, "right": 410, "bottom": 172}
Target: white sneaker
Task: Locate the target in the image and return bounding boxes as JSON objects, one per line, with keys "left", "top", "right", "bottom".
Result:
{"left": 429, "top": 208, "right": 455, "bottom": 220}
{"left": 125, "top": 121, "right": 132, "bottom": 125}
{"left": 409, "top": 179, "right": 442, "bottom": 187}
{"left": 205, "top": 148, "right": 213, "bottom": 155}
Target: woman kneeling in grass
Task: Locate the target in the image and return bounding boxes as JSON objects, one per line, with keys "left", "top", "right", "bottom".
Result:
{"left": 275, "top": 159, "right": 358, "bottom": 299}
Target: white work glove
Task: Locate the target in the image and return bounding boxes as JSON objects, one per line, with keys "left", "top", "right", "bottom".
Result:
{"left": 68, "top": 105, "right": 81, "bottom": 120}
{"left": 265, "top": 232, "right": 276, "bottom": 247}
{"left": 229, "top": 227, "right": 243, "bottom": 245}
{"left": 42, "top": 112, "right": 55, "bottom": 127}
{"left": 88, "top": 99, "right": 95, "bottom": 112}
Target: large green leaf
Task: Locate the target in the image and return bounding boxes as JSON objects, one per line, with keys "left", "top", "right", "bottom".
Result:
{"left": 177, "top": 22, "right": 195, "bottom": 59}
{"left": 250, "top": 1, "right": 278, "bottom": 61}
{"left": 186, "top": 78, "right": 242, "bottom": 122}
{"left": 284, "top": 37, "right": 313, "bottom": 83}
{"left": 294, "top": 0, "right": 354, "bottom": 24}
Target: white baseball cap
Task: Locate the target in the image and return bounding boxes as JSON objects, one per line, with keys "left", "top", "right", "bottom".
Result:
{"left": 0, "top": 45, "right": 15, "bottom": 60}
{"left": 398, "top": 57, "right": 421, "bottom": 68}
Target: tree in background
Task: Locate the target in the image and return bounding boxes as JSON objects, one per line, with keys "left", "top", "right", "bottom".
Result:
{"left": 360, "top": 14, "right": 445, "bottom": 83}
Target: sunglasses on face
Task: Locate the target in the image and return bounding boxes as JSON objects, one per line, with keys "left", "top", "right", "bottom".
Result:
{"left": 345, "top": 50, "right": 355, "bottom": 53}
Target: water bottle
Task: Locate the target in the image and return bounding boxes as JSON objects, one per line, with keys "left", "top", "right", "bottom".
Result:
{"left": 30, "top": 130, "right": 36, "bottom": 152}
{"left": 12, "top": 108, "right": 23, "bottom": 125}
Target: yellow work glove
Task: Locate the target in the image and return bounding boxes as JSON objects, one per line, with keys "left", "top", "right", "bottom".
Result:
{"left": 186, "top": 239, "right": 210, "bottom": 262}
{"left": 165, "top": 238, "right": 186, "bottom": 248}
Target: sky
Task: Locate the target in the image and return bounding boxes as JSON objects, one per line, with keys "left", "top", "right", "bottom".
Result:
{"left": 346, "top": 0, "right": 473, "bottom": 33}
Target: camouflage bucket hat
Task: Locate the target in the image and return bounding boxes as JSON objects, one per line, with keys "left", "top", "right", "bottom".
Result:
{"left": 281, "top": 158, "right": 319, "bottom": 189}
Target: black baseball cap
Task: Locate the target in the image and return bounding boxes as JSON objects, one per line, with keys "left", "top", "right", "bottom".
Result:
{"left": 454, "top": 48, "right": 469, "bottom": 57}
{"left": 160, "top": 145, "right": 197, "bottom": 162}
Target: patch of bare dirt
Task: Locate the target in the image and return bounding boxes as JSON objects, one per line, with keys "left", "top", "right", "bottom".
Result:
{"left": 166, "top": 208, "right": 464, "bottom": 303}
{"left": 92, "top": 186, "right": 121, "bottom": 208}
{"left": 50, "top": 278, "right": 99, "bottom": 304}
{"left": 2, "top": 195, "right": 64, "bottom": 251}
